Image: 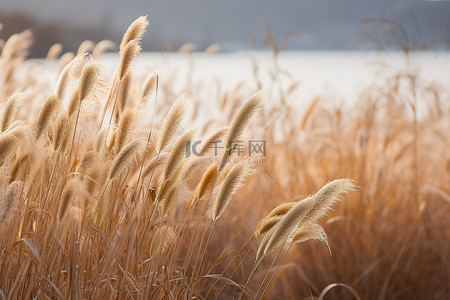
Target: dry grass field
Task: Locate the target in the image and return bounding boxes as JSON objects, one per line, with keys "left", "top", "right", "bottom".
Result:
{"left": 0, "top": 16, "right": 449, "bottom": 299}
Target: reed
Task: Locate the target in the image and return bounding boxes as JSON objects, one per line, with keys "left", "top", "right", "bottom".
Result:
{"left": 0, "top": 14, "right": 446, "bottom": 300}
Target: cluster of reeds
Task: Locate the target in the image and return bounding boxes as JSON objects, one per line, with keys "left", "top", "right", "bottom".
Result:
{"left": 1, "top": 15, "right": 448, "bottom": 300}
{"left": 0, "top": 17, "right": 358, "bottom": 299}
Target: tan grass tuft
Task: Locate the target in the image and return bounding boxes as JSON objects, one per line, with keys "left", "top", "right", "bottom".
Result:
{"left": 140, "top": 72, "right": 158, "bottom": 101}
{"left": 0, "top": 29, "right": 33, "bottom": 60}
{"left": 117, "top": 72, "right": 132, "bottom": 118}
{"left": 55, "top": 54, "right": 85, "bottom": 98}
{"left": 53, "top": 112, "right": 68, "bottom": 151}
{"left": 109, "top": 139, "right": 146, "bottom": 180}
{"left": 161, "top": 127, "right": 197, "bottom": 182}
{"left": 218, "top": 90, "right": 264, "bottom": 172}
{"left": 211, "top": 163, "right": 246, "bottom": 221}
{"left": 0, "top": 134, "right": 18, "bottom": 162}
{"left": 46, "top": 43, "right": 63, "bottom": 61}
{"left": 33, "top": 94, "right": 60, "bottom": 140}
{"left": 10, "top": 154, "right": 30, "bottom": 183}
{"left": 196, "top": 163, "right": 218, "bottom": 200}
{"left": 155, "top": 95, "right": 189, "bottom": 153}
{"left": 266, "top": 201, "right": 297, "bottom": 219}
{"left": 58, "top": 180, "right": 78, "bottom": 223}
{"left": 198, "top": 126, "right": 228, "bottom": 154}
{"left": 307, "top": 179, "right": 356, "bottom": 221}
{"left": 260, "top": 179, "right": 355, "bottom": 260}
{"left": 149, "top": 225, "right": 176, "bottom": 258}
{"left": 119, "top": 16, "right": 149, "bottom": 51}
{"left": 78, "top": 151, "right": 97, "bottom": 175}
{"left": 159, "top": 184, "right": 178, "bottom": 214}
{"left": 255, "top": 216, "right": 283, "bottom": 237}
{"left": 0, "top": 93, "right": 23, "bottom": 132}
{"left": 67, "top": 61, "right": 101, "bottom": 116}
{"left": 114, "top": 109, "right": 135, "bottom": 152}
{"left": 292, "top": 222, "right": 329, "bottom": 245}
{"left": 92, "top": 40, "right": 116, "bottom": 59}
{"left": 94, "top": 127, "right": 109, "bottom": 153}
{"left": 0, "top": 181, "right": 23, "bottom": 228}
{"left": 117, "top": 40, "right": 140, "bottom": 81}
{"left": 77, "top": 40, "right": 94, "bottom": 56}
{"left": 142, "top": 152, "right": 169, "bottom": 179}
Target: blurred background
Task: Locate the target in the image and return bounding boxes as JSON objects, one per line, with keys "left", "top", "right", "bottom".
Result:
{"left": 1, "top": 0, "right": 450, "bottom": 57}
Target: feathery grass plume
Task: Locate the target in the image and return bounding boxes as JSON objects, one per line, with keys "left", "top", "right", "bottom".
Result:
{"left": 58, "top": 181, "right": 77, "bottom": 223}
{"left": 155, "top": 95, "right": 189, "bottom": 153}
{"left": 255, "top": 229, "right": 273, "bottom": 262}
{"left": 10, "top": 154, "right": 30, "bottom": 182}
{"left": 116, "top": 72, "right": 132, "bottom": 120}
{"left": 0, "top": 134, "right": 17, "bottom": 162}
{"left": 55, "top": 54, "right": 84, "bottom": 98}
{"left": 78, "top": 150, "right": 97, "bottom": 175}
{"left": 114, "top": 109, "right": 135, "bottom": 152}
{"left": 109, "top": 139, "right": 146, "bottom": 181}
{"left": 92, "top": 183, "right": 112, "bottom": 224}
{"left": 196, "top": 163, "right": 218, "bottom": 200}
{"left": 306, "top": 179, "right": 356, "bottom": 221}
{"left": 67, "top": 61, "right": 101, "bottom": 116}
{"left": 58, "top": 52, "right": 75, "bottom": 72}
{"left": 178, "top": 43, "right": 196, "bottom": 53}
{"left": 159, "top": 184, "right": 178, "bottom": 214}
{"left": 92, "top": 40, "right": 116, "bottom": 60}
{"left": 94, "top": 127, "right": 108, "bottom": 153}
{"left": 59, "top": 207, "right": 83, "bottom": 237}
{"left": 198, "top": 126, "right": 228, "bottom": 154}
{"left": 218, "top": 90, "right": 264, "bottom": 172}
{"left": 117, "top": 39, "right": 140, "bottom": 81}
{"left": 261, "top": 179, "right": 355, "bottom": 261}
{"left": 53, "top": 112, "right": 68, "bottom": 151}
{"left": 291, "top": 221, "right": 329, "bottom": 248}
{"left": 8, "top": 126, "right": 35, "bottom": 154}
{"left": 161, "top": 127, "right": 197, "bottom": 182}
{"left": 149, "top": 225, "right": 176, "bottom": 258}
{"left": 227, "top": 97, "right": 244, "bottom": 123}
{"left": 0, "top": 29, "right": 33, "bottom": 60}
{"left": 0, "top": 93, "right": 23, "bottom": 132}
{"left": 119, "top": 16, "right": 149, "bottom": 51}
{"left": 254, "top": 201, "right": 297, "bottom": 236}
{"left": 0, "top": 181, "right": 23, "bottom": 229}
{"left": 255, "top": 216, "right": 283, "bottom": 237}
{"left": 46, "top": 43, "right": 63, "bottom": 61}
{"left": 142, "top": 152, "right": 169, "bottom": 178}
{"left": 85, "top": 167, "right": 102, "bottom": 196}
{"left": 60, "top": 115, "right": 76, "bottom": 152}
{"left": 154, "top": 159, "right": 186, "bottom": 205}
{"left": 204, "top": 44, "right": 220, "bottom": 55}
{"left": 179, "top": 157, "right": 208, "bottom": 186}
{"left": 77, "top": 61, "right": 101, "bottom": 101}
{"left": 33, "top": 94, "right": 60, "bottom": 140}
{"left": 266, "top": 201, "right": 297, "bottom": 219}
{"left": 211, "top": 163, "right": 246, "bottom": 221}
{"left": 140, "top": 72, "right": 158, "bottom": 101}
{"left": 258, "top": 198, "right": 313, "bottom": 261}
{"left": 77, "top": 40, "right": 94, "bottom": 56}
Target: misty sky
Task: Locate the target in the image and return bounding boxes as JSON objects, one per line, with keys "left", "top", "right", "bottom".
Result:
{"left": 1, "top": 0, "right": 450, "bottom": 53}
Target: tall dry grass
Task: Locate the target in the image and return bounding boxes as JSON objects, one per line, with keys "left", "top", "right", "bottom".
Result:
{"left": 0, "top": 16, "right": 449, "bottom": 300}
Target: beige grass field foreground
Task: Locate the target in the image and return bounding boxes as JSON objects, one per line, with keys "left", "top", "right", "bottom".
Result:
{"left": 0, "top": 16, "right": 449, "bottom": 299}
